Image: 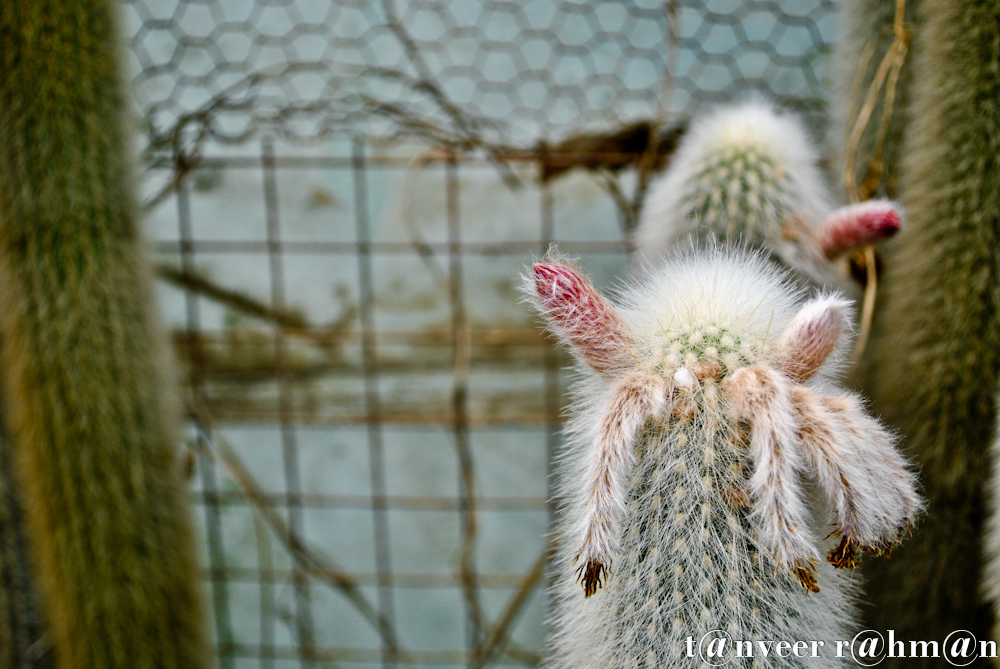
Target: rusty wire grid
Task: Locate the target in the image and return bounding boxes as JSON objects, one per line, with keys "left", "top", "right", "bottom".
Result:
{"left": 122, "top": 0, "right": 838, "bottom": 667}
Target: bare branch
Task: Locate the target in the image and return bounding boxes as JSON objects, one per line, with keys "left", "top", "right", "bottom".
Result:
{"left": 187, "top": 401, "right": 411, "bottom": 665}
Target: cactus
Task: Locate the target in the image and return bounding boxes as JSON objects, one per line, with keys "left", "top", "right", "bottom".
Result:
{"left": 0, "top": 429, "right": 51, "bottom": 669}
{"left": 854, "top": 0, "right": 1000, "bottom": 649}
{"left": 0, "top": 2, "right": 209, "bottom": 669}
{"left": 636, "top": 101, "right": 901, "bottom": 287}
{"left": 525, "top": 247, "right": 920, "bottom": 667}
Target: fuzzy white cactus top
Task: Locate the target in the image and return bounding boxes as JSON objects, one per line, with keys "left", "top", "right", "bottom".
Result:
{"left": 526, "top": 246, "right": 921, "bottom": 668}
{"left": 636, "top": 101, "right": 902, "bottom": 286}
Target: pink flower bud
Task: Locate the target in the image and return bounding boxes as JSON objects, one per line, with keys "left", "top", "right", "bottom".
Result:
{"left": 533, "top": 261, "right": 632, "bottom": 375}
{"left": 814, "top": 201, "right": 902, "bottom": 259}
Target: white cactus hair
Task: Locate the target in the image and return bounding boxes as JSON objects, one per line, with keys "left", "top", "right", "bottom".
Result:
{"left": 635, "top": 100, "right": 902, "bottom": 287}
{"left": 525, "top": 245, "right": 921, "bottom": 668}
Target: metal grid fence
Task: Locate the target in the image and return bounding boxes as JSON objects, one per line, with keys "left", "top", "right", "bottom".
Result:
{"left": 123, "top": 1, "right": 838, "bottom": 667}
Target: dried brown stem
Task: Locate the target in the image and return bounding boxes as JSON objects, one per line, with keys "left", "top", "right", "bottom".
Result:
{"left": 399, "top": 147, "right": 452, "bottom": 288}
{"left": 850, "top": 246, "right": 879, "bottom": 369}
{"left": 537, "top": 122, "right": 685, "bottom": 184}
{"left": 632, "top": 0, "right": 681, "bottom": 224}
{"left": 599, "top": 169, "right": 638, "bottom": 232}
{"left": 187, "top": 401, "right": 411, "bottom": 665}
{"left": 471, "top": 538, "right": 554, "bottom": 669}
{"left": 156, "top": 264, "right": 310, "bottom": 330}
{"left": 453, "top": 318, "right": 485, "bottom": 649}
{"left": 843, "top": 0, "right": 909, "bottom": 369}
{"left": 250, "top": 509, "right": 276, "bottom": 663}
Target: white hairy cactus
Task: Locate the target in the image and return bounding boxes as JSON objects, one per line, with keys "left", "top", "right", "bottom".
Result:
{"left": 636, "top": 101, "right": 901, "bottom": 286}
{"left": 526, "top": 247, "right": 921, "bottom": 668}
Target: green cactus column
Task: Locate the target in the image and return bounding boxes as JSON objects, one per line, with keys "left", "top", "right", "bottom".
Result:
{"left": 0, "top": 423, "right": 52, "bottom": 669}
{"left": 857, "top": 0, "right": 1000, "bottom": 649}
{"left": 0, "top": 3, "right": 209, "bottom": 669}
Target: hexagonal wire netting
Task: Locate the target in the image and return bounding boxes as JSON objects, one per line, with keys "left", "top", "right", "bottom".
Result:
{"left": 122, "top": 0, "right": 836, "bottom": 667}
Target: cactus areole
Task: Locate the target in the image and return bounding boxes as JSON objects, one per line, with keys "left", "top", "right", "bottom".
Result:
{"left": 525, "top": 248, "right": 920, "bottom": 668}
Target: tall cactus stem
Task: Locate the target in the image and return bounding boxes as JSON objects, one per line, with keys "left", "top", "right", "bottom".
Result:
{"left": 855, "top": 0, "right": 1000, "bottom": 650}
{"left": 0, "top": 2, "right": 210, "bottom": 668}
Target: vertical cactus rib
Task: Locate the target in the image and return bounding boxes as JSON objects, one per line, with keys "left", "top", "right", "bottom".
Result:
{"left": 0, "top": 3, "right": 209, "bottom": 669}
{"left": 857, "top": 0, "right": 1000, "bottom": 648}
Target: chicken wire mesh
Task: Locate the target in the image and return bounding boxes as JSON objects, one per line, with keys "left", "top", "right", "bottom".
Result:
{"left": 122, "top": 0, "right": 837, "bottom": 666}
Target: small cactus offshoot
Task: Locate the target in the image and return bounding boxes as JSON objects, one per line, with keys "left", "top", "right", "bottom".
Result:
{"left": 526, "top": 247, "right": 921, "bottom": 667}
{"left": 636, "top": 101, "right": 901, "bottom": 286}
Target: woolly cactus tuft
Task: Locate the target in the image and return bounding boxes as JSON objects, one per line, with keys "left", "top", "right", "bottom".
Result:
{"left": 526, "top": 247, "right": 920, "bottom": 668}
{"left": 636, "top": 101, "right": 901, "bottom": 286}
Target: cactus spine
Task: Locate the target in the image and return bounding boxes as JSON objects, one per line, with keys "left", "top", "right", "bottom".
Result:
{"left": 0, "top": 3, "right": 209, "bottom": 669}
{"left": 852, "top": 0, "right": 1000, "bottom": 650}
{"left": 526, "top": 248, "right": 920, "bottom": 668}
{"left": 636, "top": 101, "right": 901, "bottom": 288}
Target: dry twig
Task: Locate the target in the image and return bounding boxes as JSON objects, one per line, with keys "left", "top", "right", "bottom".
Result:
{"left": 156, "top": 264, "right": 310, "bottom": 330}
{"left": 471, "top": 538, "right": 554, "bottom": 669}
{"left": 632, "top": 0, "right": 681, "bottom": 224}
{"left": 187, "top": 400, "right": 411, "bottom": 665}
{"left": 843, "top": 0, "right": 911, "bottom": 368}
